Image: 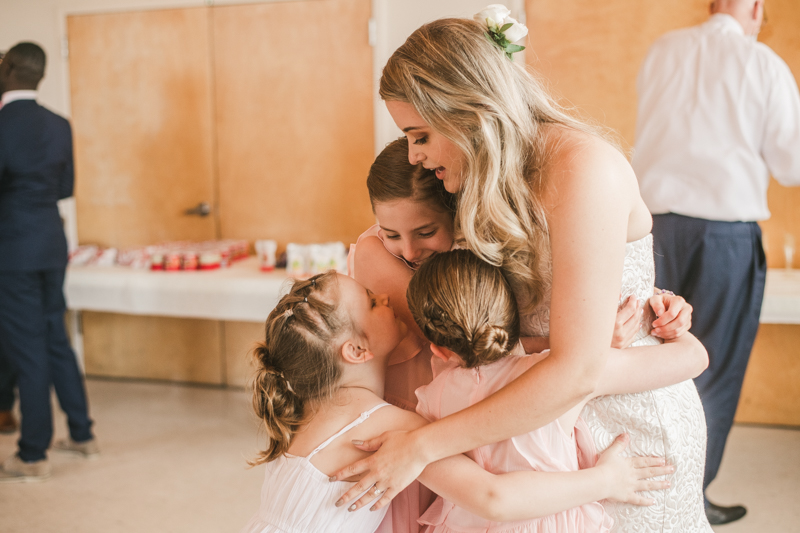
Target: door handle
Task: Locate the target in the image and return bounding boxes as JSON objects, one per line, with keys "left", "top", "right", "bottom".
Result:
{"left": 185, "top": 202, "right": 212, "bottom": 217}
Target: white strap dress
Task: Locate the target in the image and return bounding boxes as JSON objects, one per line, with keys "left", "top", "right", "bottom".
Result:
{"left": 241, "top": 403, "right": 391, "bottom": 533}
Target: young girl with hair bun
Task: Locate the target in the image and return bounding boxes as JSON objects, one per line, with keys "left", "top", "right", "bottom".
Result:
{"left": 241, "top": 270, "right": 676, "bottom": 533}
{"left": 399, "top": 250, "right": 708, "bottom": 533}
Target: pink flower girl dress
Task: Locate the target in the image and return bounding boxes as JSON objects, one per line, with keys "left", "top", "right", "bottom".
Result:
{"left": 415, "top": 354, "right": 613, "bottom": 533}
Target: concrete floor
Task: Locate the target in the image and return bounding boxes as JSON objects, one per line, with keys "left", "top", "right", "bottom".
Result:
{"left": 0, "top": 378, "right": 798, "bottom": 532}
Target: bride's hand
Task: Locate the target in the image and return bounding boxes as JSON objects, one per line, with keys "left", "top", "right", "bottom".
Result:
{"left": 331, "top": 429, "right": 430, "bottom": 512}
{"left": 649, "top": 290, "right": 692, "bottom": 339}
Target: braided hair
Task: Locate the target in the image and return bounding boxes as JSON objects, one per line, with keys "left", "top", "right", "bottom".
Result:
{"left": 407, "top": 250, "right": 519, "bottom": 368}
{"left": 250, "top": 271, "right": 351, "bottom": 465}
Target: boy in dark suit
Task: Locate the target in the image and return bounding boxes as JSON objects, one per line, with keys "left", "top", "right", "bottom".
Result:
{"left": 0, "top": 42, "right": 97, "bottom": 482}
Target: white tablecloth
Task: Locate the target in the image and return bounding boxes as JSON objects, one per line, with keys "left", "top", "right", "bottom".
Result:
{"left": 760, "top": 269, "right": 800, "bottom": 325}
{"left": 65, "top": 257, "right": 289, "bottom": 323}
{"left": 65, "top": 262, "right": 800, "bottom": 325}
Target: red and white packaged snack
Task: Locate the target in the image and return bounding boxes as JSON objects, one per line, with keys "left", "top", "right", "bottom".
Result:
{"left": 182, "top": 250, "right": 199, "bottom": 270}
{"left": 104, "top": 240, "right": 251, "bottom": 271}
{"left": 117, "top": 247, "right": 152, "bottom": 269}
{"left": 89, "top": 248, "right": 117, "bottom": 267}
{"left": 255, "top": 240, "right": 277, "bottom": 271}
{"left": 199, "top": 250, "right": 222, "bottom": 270}
{"left": 150, "top": 252, "right": 165, "bottom": 270}
{"left": 164, "top": 251, "right": 181, "bottom": 271}
{"left": 69, "top": 245, "right": 100, "bottom": 266}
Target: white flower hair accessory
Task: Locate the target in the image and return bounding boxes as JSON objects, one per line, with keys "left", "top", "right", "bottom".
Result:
{"left": 474, "top": 4, "right": 528, "bottom": 59}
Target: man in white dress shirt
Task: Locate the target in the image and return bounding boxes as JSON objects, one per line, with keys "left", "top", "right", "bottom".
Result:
{"left": 632, "top": 0, "right": 800, "bottom": 525}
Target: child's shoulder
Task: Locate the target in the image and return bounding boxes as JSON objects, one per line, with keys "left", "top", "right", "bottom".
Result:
{"left": 337, "top": 391, "right": 426, "bottom": 437}
{"left": 352, "top": 232, "right": 412, "bottom": 283}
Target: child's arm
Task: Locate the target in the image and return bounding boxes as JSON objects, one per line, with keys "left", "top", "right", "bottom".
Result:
{"left": 347, "top": 417, "right": 672, "bottom": 521}
{"left": 594, "top": 332, "right": 708, "bottom": 397}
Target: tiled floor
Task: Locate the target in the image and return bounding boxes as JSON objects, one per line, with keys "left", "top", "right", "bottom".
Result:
{"left": 0, "top": 378, "right": 798, "bottom": 532}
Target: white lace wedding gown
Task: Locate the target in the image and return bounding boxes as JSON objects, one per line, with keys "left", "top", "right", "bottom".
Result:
{"left": 521, "top": 234, "right": 712, "bottom": 533}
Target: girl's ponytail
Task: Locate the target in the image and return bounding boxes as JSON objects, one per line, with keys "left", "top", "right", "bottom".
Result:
{"left": 250, "top": 343, "right": 303, "bottom": 464}
{"left": 249, "top": 272, "right": 350, "bottom": 466}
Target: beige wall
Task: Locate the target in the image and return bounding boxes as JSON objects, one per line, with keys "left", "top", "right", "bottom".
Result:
{"left": 2, "top": 0, "right": 515, "bottom": 151}
{"left": 0, "top": 0, "right": 207, "bottom": 117}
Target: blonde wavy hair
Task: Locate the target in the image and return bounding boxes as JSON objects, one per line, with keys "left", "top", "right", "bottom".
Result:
{"left": 407, "top": 250, "right": 520, "bottom": 368}
{"left": 249, "top": 272, "right": 351, "bottom": 465}
{"left": 380, "top": 17, "right": 598, "bottom": 310}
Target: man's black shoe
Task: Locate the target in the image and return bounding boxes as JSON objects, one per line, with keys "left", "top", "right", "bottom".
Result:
{"left": 705, "top": 501, "right": 747, "bottom": 525}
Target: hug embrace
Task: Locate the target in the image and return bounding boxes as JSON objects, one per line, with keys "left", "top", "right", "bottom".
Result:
{"left": 242, "top": 6, "right": 713, "bottom": 533}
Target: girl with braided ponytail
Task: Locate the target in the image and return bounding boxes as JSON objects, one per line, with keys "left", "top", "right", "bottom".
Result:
{"left": 397, "top": 250, "right": 709, "bottom": 532}
{"left": 242, "top": 270, "right": 676, "bottom": 533}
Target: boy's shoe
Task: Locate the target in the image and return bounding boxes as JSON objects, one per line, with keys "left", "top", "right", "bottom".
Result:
{"left": 53, "top": 437, "right": 100, "bottom": 459}
{"left": 0, "top": 455, "right": 51, "bottom": 483}
{"left": 0, "top": 410, "right": 17, "bottom": 434}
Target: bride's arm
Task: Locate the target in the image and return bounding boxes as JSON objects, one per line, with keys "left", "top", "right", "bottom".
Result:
{"left": 332, "top": 133, "right": 640, "bottom": 508}
{"left": 347, "top": 413, "right": 671, "bottom": 520}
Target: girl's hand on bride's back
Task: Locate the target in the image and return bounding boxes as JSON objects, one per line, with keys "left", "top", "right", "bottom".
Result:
{"left": 611, "top": 296, "right": 641, "bottom": 349}
{"left": 331, "top": 429, "right": 429, "bottom": 512}
{"left": 597, "top": 434, "right": 674, "bottom": 506}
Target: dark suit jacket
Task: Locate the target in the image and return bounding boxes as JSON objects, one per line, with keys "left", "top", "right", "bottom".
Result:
{"left": 0, "top": 99, "right": 73, "bottom": 271}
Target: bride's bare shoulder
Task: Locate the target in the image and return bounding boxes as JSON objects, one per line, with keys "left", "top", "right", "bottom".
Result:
{"left": 540, "top": 124, "right": 628, "bottom": 170}
{"left": 537, "top": 124, "right": 636, "bottom": 202}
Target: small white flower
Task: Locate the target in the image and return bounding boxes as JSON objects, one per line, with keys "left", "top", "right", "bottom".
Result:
{"left": 474, "top": 4, "right": 511, "bottom": 28}
{"left": 502, "top": 17, "right": 528, "bottom": 43}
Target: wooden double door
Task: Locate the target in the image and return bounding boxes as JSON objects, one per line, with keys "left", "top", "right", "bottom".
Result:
{"left": 67, "top": 0, "right": 375, "bottom": 385}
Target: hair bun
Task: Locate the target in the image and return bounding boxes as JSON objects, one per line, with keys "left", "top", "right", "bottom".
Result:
{"left": 471, "top": 324, "right": 511, "bottom": 365}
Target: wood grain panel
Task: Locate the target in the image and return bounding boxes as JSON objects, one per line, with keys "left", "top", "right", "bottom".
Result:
{"left": 525, "top": 0, "right": 707, "bottom": 148}
{"left": 82, "top": 312, "right": 223, "bottom": 384}
{"left": 736, "top": 325, "right": 800, "bottom": 426}
{"left": 525, "top": 1, "right": 800, "bottom": 426}
{"left": 223, "top": 321, "right": 264, "bottom": 388}
{"left": 212, "top": 0, "right": 375, "bottom": 251}
{"left": 756, "top": 0, "right": 800, "bottom": 268}
{"left": 68, "top": 8, "right": 217, "bottom": 248}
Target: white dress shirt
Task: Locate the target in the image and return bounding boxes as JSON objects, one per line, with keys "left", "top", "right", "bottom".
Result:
{"left": 632, "top": 14, "right": 800, "bottom": 222}
{"left": 1, "top": 90, "right": 37, "bottom": 106}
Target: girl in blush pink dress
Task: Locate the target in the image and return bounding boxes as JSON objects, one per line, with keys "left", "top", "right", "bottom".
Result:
{"left": 349, "top": 137, "right": 457, "bottom": 413}
{"left": 406, "top": 250, "right": 709, "bottom": 533}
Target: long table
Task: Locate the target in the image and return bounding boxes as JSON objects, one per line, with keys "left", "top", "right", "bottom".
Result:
{"left": 66, "top": 261, "right": 800, "bottom": 324}
{"left": 66, "top": 257, "right": 287, "bottom": 323}
{"left": 64, "top": 261, "right": 800, "bottom": 365}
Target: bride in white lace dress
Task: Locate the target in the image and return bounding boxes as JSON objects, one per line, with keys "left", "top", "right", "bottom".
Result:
{"left": 523, "top": 235, "right": 711, "bottom": 532}
{"left": 332, "top": 12, "right": 711, "bottom": 533}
